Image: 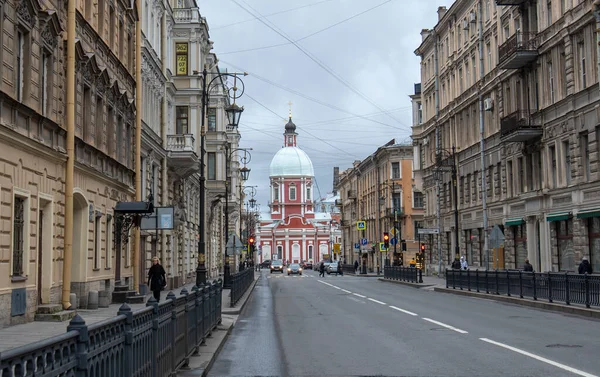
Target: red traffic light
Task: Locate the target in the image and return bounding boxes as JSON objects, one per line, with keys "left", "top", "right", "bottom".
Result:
{"left": 420, "top": 243, "right": 425, "bottom": 251}
{"left": 249, "top": 237, "right": 255, "bottom": 245}
{"left": 383, "top": 233, "right": 390, "bottom": 241}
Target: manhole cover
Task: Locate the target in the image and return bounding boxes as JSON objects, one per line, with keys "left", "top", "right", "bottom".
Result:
{"left": 546, "top": 344, "right": 582, "bottom": 348}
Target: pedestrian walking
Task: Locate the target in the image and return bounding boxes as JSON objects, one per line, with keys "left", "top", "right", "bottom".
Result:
{"left": 578, "top": 257, "right": 593, "bottom": 274}
{"left": 148, "top": 256, "right": 166, "bottom": 303}
{"left": 460, "top": 256, "right": 468, "bottom": 270}
{"left": 409, "top": 258, "right": 416, "bottom": 268}
{"left": 319, "top": 261, "right": 326, "bottom": 277}
{"left": 523, "top": 259, "right": 534, "bottom": 272}
{"left": 354, "top": 260, "right": 359, "bottom": 274}
{"left": 451, "top": 258, "right": 461, "bottom": 269}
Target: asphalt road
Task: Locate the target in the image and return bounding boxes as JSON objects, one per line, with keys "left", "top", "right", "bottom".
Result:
{"left": 208, "top": 269, "right": 600, "bottom": 377}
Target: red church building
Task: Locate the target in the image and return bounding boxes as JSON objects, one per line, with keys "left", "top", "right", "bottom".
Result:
{"left": 258, "top": 116, "right": 333, "bottom": 264}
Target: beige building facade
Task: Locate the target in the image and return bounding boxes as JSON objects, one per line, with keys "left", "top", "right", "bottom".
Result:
{"left": 336, "top": 142, "right": 424, "bottom": 272}
{"left": 412, "top": 0, "right": 600, "bottom": 274}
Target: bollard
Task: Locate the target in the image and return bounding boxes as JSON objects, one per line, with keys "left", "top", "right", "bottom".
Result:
{"left": 87, "top": 290, "right": 99, "bottom": 310}
{"left": 98, "top": 290, "right": 110, "bottom": 308}
{"left": 70, "top": 293, "right": 78, "bottom": 310}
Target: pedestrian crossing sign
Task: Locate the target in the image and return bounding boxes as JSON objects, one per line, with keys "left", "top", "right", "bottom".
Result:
{"left": 379, "top": 242, "right": 387, "bottom": 252}
{"left": 356, "top": 221, "right": 366, "bottom": 230}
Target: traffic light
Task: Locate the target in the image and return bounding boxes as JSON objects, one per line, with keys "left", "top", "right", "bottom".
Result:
{"left": 383, "top": 232, "right": 390, "bottom": 248}
{"left": 420, "top": 243, "right": 425, "bottom": 252}
{"left": 249, "top": 236, "right": 255, "bottom": 252}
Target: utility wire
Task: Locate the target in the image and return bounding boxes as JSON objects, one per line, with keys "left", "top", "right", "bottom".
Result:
{"left": 231, "top": 0, "right": 406, "bottom": 127}
{"left": 218, "top": 1, "right": 393, "bottom": 55}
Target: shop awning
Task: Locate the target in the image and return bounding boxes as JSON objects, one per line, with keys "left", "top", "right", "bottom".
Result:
{"left": 546, "top": 212, "right": 571, "bottom": 222}
{"left": 576, "top": 209, "right": 600, "bottom": 219}
{"left": 504, "top": 218, "right": 524, "bottom": 226}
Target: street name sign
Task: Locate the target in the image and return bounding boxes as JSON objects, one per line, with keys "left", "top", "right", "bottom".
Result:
{"left": 418, "top": 228, "right": 440, "bottom": 235}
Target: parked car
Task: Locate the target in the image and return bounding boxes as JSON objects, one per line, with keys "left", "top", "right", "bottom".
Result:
{"left": 302, "top": 261, "right": 313, "bottom": 270}
{"left": 287, "top": 263, "right": 303, "bottom": 275}
{"left": 260, "top": 260, "right": 271, "bottom": 268}
{"left": 270, "top": 260, "right": 284, "bottom": 273}
{"left": 327, "top": 262, "right": 340, "bottom": 275}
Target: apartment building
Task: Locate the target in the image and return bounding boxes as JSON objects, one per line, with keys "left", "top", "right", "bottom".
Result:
{"left": 336, "top": 142, "right": 424, "bottom": 272}
{"left": 411, "top": 0, "right": 600, "bottom": 273}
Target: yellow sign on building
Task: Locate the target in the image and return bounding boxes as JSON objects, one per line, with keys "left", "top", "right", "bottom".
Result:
{"left": 333, "top": 243, "right": 341, "bottom": 253}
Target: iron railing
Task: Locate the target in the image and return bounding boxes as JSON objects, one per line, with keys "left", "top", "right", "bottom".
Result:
{"left": 342, "top": 264, "right": 357, "bottom": 275}
{"left": 498, "top": 31, "right": 538, "bottom": 63}
{"left": 230, "top": 268, "right": 254, "bottom": 307}
{"left": 384, "top": 266, "right": 423, "bottom": 283}
{"left": 446, "top": 269, "right": 600, "bottom": 308}
{"left": 0, "top": 280, "right": 222, "bottom": 377}
{"left": 500, "top": 110, "right": 540, "bottom": 137}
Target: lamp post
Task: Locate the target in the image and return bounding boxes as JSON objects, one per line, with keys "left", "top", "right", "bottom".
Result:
{"left": 434, "top": 146, "right": 459, "bottom": 274}
{"left": 194, "top": 67, "right": 247, "bottom": 288}
{"left": 240, "top": 185, "right": 257, "bottom": 261}
{"left": 224, "top": 146, "right": 252, "bottom": 288}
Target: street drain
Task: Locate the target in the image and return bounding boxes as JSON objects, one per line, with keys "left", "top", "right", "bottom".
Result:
{"left": 546, "top": 344, "right": 582, "bottom": 348}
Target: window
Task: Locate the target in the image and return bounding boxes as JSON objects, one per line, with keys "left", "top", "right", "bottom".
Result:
{"left": 549, "top": 144, "right": 557, "bottom": 188}
{"left": 94, "top": 211, "right": 100, "bottom": 270}
{"left": 563, "top": 140, "right": 571, "bottom": 185}
{"left": 561, "top": 0, "right": 566, "bottom": 14}
{"left": 581, "top": 132, "right": 590, "bottom": 182}
{"left": 518, "top": 157, "right": 525, "bottom": 193}
{"left": 85, "top": 0, "right": 93, "bottom": 20}
{"left": 308, "top": 245, "right": 313, "bottom": 259}
{"left": 83, "top": 85, "right": 91, "bottom": 142}
{"left": 176, "top": 106, "right": 189, "bottom": 134}
{"left": 547, "top": 0, "right": 553, "bottom": 26}
{"left": 289, "top": 185, "right": 297, "bottom": 201}
{"left": 116, "top": 116, "right": 123, "bottom": 164}
{"left": 98, "top": 0, "right": 105, "bottom": 36}
{"left": 526, "top": 155, "right": 534, "bottom": 191}
{"left": 12, "top": 197, "right": 25, "bottom": 276}
{"left": 41, "top": 51, "right": 51, "bottom": 116}
{"left": 273, "top": 184, "right": 279, "bottom": 201}
{"left": 109, "top": 7, "right": 115, "bottom": 48}
{"left": 459, "top": 68, "right": 463, "bottom": 93}
{"left": 485, "top": 0, "right": 490, "bottom": 21}
{"left": 96, "top": 96, "right": 103, "bottom": 149}
{"left": 391, "top": 162, "right": 400, "bottom": 179}
{"left": 16, "top": 30, "right": 25, "bottom": 102}
{"left": 107, "top": 106, "right": 115, "bottom": 157}
{"left": 507, "top": 161, "right": 513, "bottom": 197}
{"left": 128, "top": 34, "right": 134, "bottom": 71}
{"left": 207, "top": 108, "right": 216, "bottom": 131}
{"left": 465, "top": 61, "right": 470, "bottom": 87}
{"left": 417, "top": 102, "right": 423, "bottom": 124}
{"left": 578, "top": 41, "right": 586, "bottom": 89}
{"left": 176, "top": 43, "right": 188, "bottom": 76}
{"left": 414, "top": 191, "right": 424, "bottom": 208}
{"left": 548, "top": 61, "right": 555, "bottom": 104}
{"left": 207, "top": 152, "right": 216, "bottom": 180}
{"left": 105, "top": 214, "right": 112, "bottom": 268}
{"left": 503, "top": 23, "right": 509, "bottom": 42}
{"left": 151, "top": 164, "right": 158, "bottom": 203}
{"left": 392, "top": 192, "right": 401, "bottom": 212}
{"left": 486, "top": 41, "right": 491, "bottom": 72}
{"left": 306, "top": 186, "right": 311, "bottom": 200}
{"left": 414, "top": 221, "right": 423, "bottom": 238}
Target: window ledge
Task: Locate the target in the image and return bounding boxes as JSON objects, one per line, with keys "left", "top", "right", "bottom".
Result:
{"left": 93, "top": 268, "right": 101, "bottom": 271}
{"left": 105, "top": 267, "right": 112, "bottom": 271}
{"left": 11, "top": 275, "right": 27, "bottom": 283}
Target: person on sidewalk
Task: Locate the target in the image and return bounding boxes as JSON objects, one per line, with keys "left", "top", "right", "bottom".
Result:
{"left": 409, "top": 258, "right": 416, "bottom": 268}
{"left": 148, "top": 256, "right": 166, "bottom": 303}
{"left": 578, "top": 257, "right": 593, "bottom": 274}
{"left": 451, "top": 258, "right": 461, "bottom": 269}
{"left": 523, "top": 259, "right": 534, "bottom": 272}
{"left": 319, "top": 261, "right": 326, "bottom": 277}
{"left": 460, "top": 256, "right": 468, "bottom": 270}
{"left": 354, "top": 260, "right": 359, "bottom": 274}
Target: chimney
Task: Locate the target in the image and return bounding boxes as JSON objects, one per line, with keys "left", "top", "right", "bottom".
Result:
{"left": 420, "top": 29, "right": 431, "bottom": 42}
{"left": 333, "top": 167, "right": 340, "bottom": 194}
{"left": 437, "top": 6, "right": 448, "bottom": 21}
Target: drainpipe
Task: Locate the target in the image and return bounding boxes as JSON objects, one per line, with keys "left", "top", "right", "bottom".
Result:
{"left": 478, "top": 0, "right": 489, "bottom": 269}
{"left": 62, "top": 0, "right": 76, "bottom": 310}
{"left": 433, "top": 31, "right": 442, "bottom": 276}
{"left": 161, "top": 11, "right": 168, "bottom": 268}
{"left": 134, "top": 0, "right": 143, "bottom": 292}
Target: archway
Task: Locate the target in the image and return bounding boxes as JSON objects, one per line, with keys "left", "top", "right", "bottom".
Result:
{"left": 71, "top": 191, "right": 89, "bottom": 284}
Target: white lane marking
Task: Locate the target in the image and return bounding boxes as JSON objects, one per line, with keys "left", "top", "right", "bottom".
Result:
{"left": 353, "top": 293, "right": 366, "bottom": 298}
{"left": 480, "top": 338, "right": 598, "bottom": 377}
{"left": 389, "top": 305, "right": 418, "bottom": 316}
{"left": 347, "top": 296, "right": 366, "bottom": 304}
{"left": 367, "top": 298, "right": 386, "bottom": 305}
{"left": 341, "top": 289, "right": 352, "bottom": 294}
{"left": 318, "top": 280, "right": 334, "bottom": 287}
{"left": 332, "top": 286, "right": 341, "bottom": 290}
{"left": 422, "top": 318, "right": 468, "bottom": 334}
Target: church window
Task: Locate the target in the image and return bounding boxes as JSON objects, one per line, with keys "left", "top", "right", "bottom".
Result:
{"left": 306, "top": 186, "right": 311, "bottom": 200}
{"left": 289, "top": 184, "right": 296, "bottom": 201}
{"left": 273, "top": 184, "right": 279, "bottom": 201}
{"left": 287, "top": 136, "right": 293, "bottom": 144}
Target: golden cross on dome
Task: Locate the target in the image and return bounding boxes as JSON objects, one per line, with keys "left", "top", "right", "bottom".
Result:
{"left": 288, "top": 101, "right": 293, "bottom": 118}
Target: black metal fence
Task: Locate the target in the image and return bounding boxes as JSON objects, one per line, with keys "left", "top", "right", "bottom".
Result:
{"left": 0, "top": 280, "right": 222, "bottom": 377}
{"left": 446, "top": 269, "right": 600, "bottom": 308}
{"left": 230, "top": 268, "right": 254, "bottom": 307}
{"left": 342, "top": 264, "right": 357, "bottom": 275}
{"left": 384, "top": 266, "right": 423, "bottom": 283}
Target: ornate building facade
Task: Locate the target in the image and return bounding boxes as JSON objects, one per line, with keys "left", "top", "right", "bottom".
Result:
{"left": 412, "top": 0, "right": 600, "bottom": 273}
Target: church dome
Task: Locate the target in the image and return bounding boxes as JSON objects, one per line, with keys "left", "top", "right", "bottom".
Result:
{"left": 285, "top": 117, "right": 296, "bottom": 133}
{"left": 269, "top": 147, "right": 314, "bottom": 177}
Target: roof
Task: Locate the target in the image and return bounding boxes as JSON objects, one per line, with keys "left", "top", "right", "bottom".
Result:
{"left": 269, "top": 146, "right": 314, "bottom": 177}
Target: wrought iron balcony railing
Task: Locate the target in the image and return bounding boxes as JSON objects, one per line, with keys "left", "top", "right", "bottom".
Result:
{"left": 500, "top": 110, "right": 542, "bottom": 143}
{"left": 498, "top": 32, "right": 538, "bottom": 70}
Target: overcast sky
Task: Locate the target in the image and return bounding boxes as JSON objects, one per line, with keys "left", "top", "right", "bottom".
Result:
{"left": 198, "top": 0, "right": 455, "bottom": 211}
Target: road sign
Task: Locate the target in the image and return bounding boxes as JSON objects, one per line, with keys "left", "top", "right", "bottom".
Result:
{"left": 333, "top": 243, "right": 341, "bottom": 253}
{"left": 379, "top": 242, "right": 387, "bottom": 252}
{"left": 390, "top": 237, "right": 397, "bottom": 246}
{"left": 356, "top": 221, "right": 366, "bottom": 231}
{"left": 418, "top": 228, "right": 440, "bottom": 235}
{"left": 354, "top": 243, "right": 360, "bottom": 249}
{"left": 361, "top": 238, "right": 368, "bottom": 245}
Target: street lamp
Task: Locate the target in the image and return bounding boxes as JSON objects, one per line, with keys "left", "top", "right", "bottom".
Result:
{"left": 240, "top": 185, "right": 257, "bottom": 261}
{"left": 434, "top": 146, "right": 459, "bottom": 274}
{"left": 223, "top": 146, "right": 252, "bottom": 288}
{"left": 379, "top": 181, "right": 402, "bottom": 267}
{"left": 193, "top": 67, "right": 248, "bottom": 288}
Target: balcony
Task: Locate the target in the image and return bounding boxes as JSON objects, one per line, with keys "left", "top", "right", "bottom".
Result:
{"left": 496, "top": 0, "right": 529, "bottom": 4}
{"left": 500, "top": 111, "right": 542, "bottom": 143}
{"left": 166, "top": 134, "right": 199, "bottom": 178}
{"left": 386, "top": 207, "right": 404, "bottom": 218}
{"left": 498, "top": 32, "right": 538, "bottom": 70}
{"left": 173, "top": 8, "right": 201, "bottom": 23}
{"left": 347, "top": 190, "right": 357, "bottom": 199}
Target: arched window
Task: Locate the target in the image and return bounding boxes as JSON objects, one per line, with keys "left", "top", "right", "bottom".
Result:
{"left": 306, "top": 186, "right": 311, "bottom": 200}
{"left": 273, "top": 184, "right": 279, "bottom": 201}
{"left": 289, "top": 184, "right": 296, "bottom": 201}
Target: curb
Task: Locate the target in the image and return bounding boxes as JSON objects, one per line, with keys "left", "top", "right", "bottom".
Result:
{"left": 199, "top": 322, "right": 233, "bottom": 377}
{"left": 434, "top": 287, "right": 600, "bottom": 319}
{"left": 221, "top": 275, "right": 260, "bottom": 315}
{"left": 377, "top": 278, "right": 436, "bottom": 289}
{"left": 344, "top": 274, "right": 381, "bottom": 278}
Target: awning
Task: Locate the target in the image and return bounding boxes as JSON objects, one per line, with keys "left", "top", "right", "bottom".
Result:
{"left": 504, "top": 218, "right": 524, "bottom": 226}
{"left": 576, "top": 209, "right": 600, "bottom": 219}
{"left": 546, "top": 212, "right": 572, "bottom": 222}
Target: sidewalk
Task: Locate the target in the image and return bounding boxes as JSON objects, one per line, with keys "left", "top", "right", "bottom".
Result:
{"left": 0, "top": 282, "right": 197, "bottom": 352}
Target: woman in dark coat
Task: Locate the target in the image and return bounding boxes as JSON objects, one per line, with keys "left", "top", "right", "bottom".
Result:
{"left": 148, "top": 256, "right": 166, "bottom": 302}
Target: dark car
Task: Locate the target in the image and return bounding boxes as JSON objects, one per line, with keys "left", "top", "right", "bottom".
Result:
{"left": 270, "top": 260, "right": 284, "bottom": 273}
{"left": 302, "top": 261, "right": 313, "bottom": 270}
{"left": 260, "top": 259, "right": 271, "bottom": 268}
{"left": 287, "top": 263, "right": 303, "bottom": 275}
